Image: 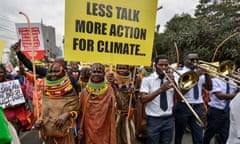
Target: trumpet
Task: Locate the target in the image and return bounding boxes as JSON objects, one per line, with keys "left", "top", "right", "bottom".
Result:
{"left": 199, "top": 60, "right": 240, "bottom": 88}
{"left": 163, "top": 70, "right": 204, "bottom": 127}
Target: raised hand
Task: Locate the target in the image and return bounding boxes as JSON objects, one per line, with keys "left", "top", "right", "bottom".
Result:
{"left": 11, "top": 39, "right": 21, "bottom": 53}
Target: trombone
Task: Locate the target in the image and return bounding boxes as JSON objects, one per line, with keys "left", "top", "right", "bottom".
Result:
{"left": 164, "top": 67, "right": 204, "bottom": 127}
{"left": 168, "top": 66, "right": 199, "bottom": 91}
{"left": 199, "top": 60, "right": 240, "bottom": 88}
{"left": 232, "top": 67, "right": 240, "bottom": 80}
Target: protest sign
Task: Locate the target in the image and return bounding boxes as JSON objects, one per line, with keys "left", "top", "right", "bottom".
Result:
{"left": 15, "top": 23, "right": 45, "bottom": 60}
{"left": 0, "top": 40, "right": 5, "bottom": 62}
{"left": 0, "top": 80, "right": 25, "bottom": 109}
{"left": 64, "top": 0, "right": 157, "bottom": 65}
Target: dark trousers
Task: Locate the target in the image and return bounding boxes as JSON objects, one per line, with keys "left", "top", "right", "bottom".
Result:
{"left": 203, "top": 107, "right": 230, "bottom": 144}
{"left": 146, "top": 115, "right": 173, "bottom": 144}
{"left": 174, "top": 102, "right": 203, "bottom": 144}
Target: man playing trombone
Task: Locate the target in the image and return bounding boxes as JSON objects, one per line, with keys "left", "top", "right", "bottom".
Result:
{"left": 139, "top": 55, "right": 175, "bottom": 144}
{"left": 174, "top": 51, "right": 212, "bottom": 144}
{"left": 203, "top": 60, "right": 239, "bottom": 144}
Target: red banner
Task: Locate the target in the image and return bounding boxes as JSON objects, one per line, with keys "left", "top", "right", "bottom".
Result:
{"left": 15, "top": 23, "right": 45, "bottom": 60}
{"left": 23, "top": 50, "right": 45, "bottom": 60}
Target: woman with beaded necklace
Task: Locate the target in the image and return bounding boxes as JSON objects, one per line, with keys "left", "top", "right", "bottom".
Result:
{"left": 11, "top": 41, "right": 80, "bottom": 143}
{"left": 78, "top": 63, "right": 117, "bottom": 144}
{"left": 34, "top": 62, "right": 80, "bottom": 144}
{"left": 110, "top": 64, "right": 136, "bottom": 144}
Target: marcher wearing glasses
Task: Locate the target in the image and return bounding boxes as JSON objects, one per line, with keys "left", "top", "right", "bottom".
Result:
{"left": 174, "top": 51, "right": 212, "bottom": 144}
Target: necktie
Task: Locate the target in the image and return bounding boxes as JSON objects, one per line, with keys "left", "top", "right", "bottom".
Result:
{"left": 191, "top": 69, "right": 199, "bottom": 99}
{"left": 193, "top": 84, "right": 199, "bottom": 99}
{"left": 224, "top": 78, "right": 230, "bottom": 112}
{"left": 160, "top": 77, "right": 168, "bottom": 111}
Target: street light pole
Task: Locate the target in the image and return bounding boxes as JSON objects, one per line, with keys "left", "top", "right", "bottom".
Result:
{"left": 157, "top": 5, "right": 163, "bottom": 11}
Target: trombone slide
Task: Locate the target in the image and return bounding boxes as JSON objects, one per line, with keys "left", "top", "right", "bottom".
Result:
{"left": 163, "top": 71, "right": 204, "bottom": 127}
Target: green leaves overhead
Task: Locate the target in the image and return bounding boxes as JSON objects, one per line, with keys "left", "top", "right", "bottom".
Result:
{"left": 155, "top": 1, "right": 240, "bottom": 67}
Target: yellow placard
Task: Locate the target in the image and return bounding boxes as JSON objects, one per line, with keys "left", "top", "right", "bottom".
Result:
{"left": 0, "top": 40, "right": 6, "bottom": 62}
{"left": 64, "top": 0, "right": 157, "bottom": 66}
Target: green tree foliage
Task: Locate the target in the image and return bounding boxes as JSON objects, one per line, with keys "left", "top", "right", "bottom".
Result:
{"left": 156, "top": 0, "right": 240, "bottom": 68}
{"left": 157, "top": 13, "right": 210, "bottom": 64}
{"left": 195, "top": 1, "right": 240, "bottom": 65}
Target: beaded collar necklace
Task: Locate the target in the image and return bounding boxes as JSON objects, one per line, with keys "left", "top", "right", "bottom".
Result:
{"left": 86, "top": 80, "right": 108, "bottom": 96}
{"left": 45, "top": 75, "right": 73, "bottom": 97}
{"left": 114, "top": 73, "right": 132, "bottom": 91}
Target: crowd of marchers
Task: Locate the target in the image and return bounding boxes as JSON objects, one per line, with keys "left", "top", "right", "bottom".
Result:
{"left": 0, "top": 40, "right": 240, "bottom": 144}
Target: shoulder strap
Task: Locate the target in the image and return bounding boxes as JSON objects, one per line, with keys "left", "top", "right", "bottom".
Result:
{"left": 67, "top": 72, "right": 80, "bottom": 94}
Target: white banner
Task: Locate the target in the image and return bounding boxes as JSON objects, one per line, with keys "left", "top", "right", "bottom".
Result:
{"left": 0, "top": 80, "right": 25, "bottom": 109}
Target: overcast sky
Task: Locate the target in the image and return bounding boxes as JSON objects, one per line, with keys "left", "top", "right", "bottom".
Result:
{"left": 0, "top": 0, "right": 199, "bottom": 50}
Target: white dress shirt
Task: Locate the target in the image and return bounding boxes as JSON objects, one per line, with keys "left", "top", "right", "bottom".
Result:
{"left": 174, "top": 66, "right": 205, "bottom": 104}
{"left": 227, "top": 92, "right": 240, "bottom": 144}
{"left": 140, "top": 72, "right": 174, "bottom": 117}
{"left": 208, "top": 77, "right": 238, "bottom": 110}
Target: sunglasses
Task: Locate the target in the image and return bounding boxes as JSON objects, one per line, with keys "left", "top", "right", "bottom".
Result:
{"left": 92, "top": 70, "right": 104, "bottom": 73}
{"left": 190, "top": 58, "right": 199, "bottom": 62}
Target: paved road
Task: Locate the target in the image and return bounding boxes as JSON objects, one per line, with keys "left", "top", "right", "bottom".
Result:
{"left": 20, "top": 129, "right": 43, "bottom": 144}
{"left": 20, "top": 128, "right": 215, "bottom": 144}
{"left": 180, "top": 132, "right": 215, "bottom": 144}
{"left": 136, "top": 130, "right": 215, "bottom": 144}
